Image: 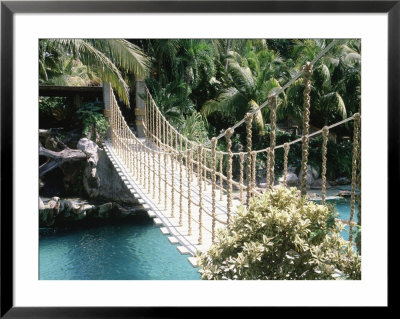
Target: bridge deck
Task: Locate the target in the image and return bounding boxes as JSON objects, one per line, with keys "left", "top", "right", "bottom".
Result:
{"left": 104, "top": 139, "right": 241, "bottom": 267}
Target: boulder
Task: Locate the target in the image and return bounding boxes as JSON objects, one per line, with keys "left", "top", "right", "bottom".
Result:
{"left": 287, "top": 166, "right": 297, "bottom": 174}
{"left": 310, "top": 178, "right": 331, "bottom": 189}
{"left": 311, "top": 166, "right": 320, "bottom": 180}
{"left": 298, "top": 165, "right": 315, "bottom": 188}
{"left": 286, "top": 172, "right": 299, "bottom": 187}
{"left": 39, "top": 197, "right": 45, "bottom": 210}
{"left": 335, "top": 177, "right": 351, "bottom": 185}
{"left": 77, "top": 138, "right": 100, "bottom": 197}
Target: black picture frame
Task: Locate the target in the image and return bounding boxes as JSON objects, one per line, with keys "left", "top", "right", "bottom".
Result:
{"left": 1, "top": 0, "right": 396, "bottom": 317}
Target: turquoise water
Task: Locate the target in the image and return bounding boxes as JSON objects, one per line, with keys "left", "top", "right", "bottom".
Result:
{"left": 39, "top": 213, "right": 201, "bottom": 280}
{"left": 39, "top": 198, "right": 357, "bottom": 280}
{"left": 316, "top": 198, "right": 359, "bottom": 241}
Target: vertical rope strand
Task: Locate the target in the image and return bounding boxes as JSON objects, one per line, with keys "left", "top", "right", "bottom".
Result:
{"left": 349, "top": 113, "right": 361, "bottom": 243}
{"left": 211, "top": 138, "right": 217, "bottom": 243}
{"left": 252, "top": 151, "right": 256, "bottom": 192}
{"left": 245, "top": 113, "right": 253, "bottom": 204}
{"left": 239, "top": 152, "right": 244, "bottom": 204}
{"left": 300, "top": 62, "right": 313, "bottom": 196}
{"left": 283, "top": 143, "right": 290, "bottom": 188}
{"left": 179, "top": 150, "right": 183, "bottom": 227}
{"left": 198, "top": 145, "right": 203, "bottom": 245}
{"left": 225, "top": 128, "right": 234, "bottom": 225}
{"left": 266, "top": 148, "right": 271, "bottom": 189}
{"left": 187, "top": 149, "right": 192, "bottom": 236}
{"left": 321, "top": 126, "right": 329, "bottom": 204}
{"left": 269, "top": 96, "right": 278, "bottom": 187}
{"left": 219, "top": 153, "right": 223, "bottom": 201}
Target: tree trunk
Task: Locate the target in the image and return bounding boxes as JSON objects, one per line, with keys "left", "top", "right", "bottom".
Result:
{"left": 39, "top": 142, "right": 86, "bottom": 176}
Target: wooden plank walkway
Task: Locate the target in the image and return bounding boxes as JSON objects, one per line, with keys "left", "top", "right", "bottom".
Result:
{"left": 103, "top": 139, "right": 241, "bottom": 267}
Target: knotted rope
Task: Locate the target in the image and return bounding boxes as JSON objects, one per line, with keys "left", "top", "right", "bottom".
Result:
{"left": 198, "top": 144, "right": 203, "bottom": 244}
{"left": 283, "top": 143, "right": 290, "bottom": 188}
{"left": 225, "top": 128, "right": 234, "bottom": 225}
{"left": 269, "top": 95, "right": 278, "bottom": 187}
{"left": 321, "top": 126, "right": 329, "bottom": 204}
{"left": 349, "top": 113, "right": 360, "bottom": 243}
{"left": 239, "top": 152, "right": 244, "bottom": 204}
{"left": 211, "top": 137, "right": 217, "bottom": 243}
{"left": 300, "top": 62, "right": 313, "bottom": 196}
{"left": 245, "top": 113, "right": 253, "bottom": 204}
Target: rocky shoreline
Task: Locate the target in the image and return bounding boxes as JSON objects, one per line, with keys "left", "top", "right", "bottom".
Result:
{"left": 39, "top": 196, "right": 146, "bottom": 227}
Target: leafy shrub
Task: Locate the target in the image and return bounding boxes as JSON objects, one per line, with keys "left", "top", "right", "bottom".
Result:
{"left": 197, "top": 187, "right": 361, "bottom": 280}
{"left": 76, "top": 102, "right": 108, "bottom": 143}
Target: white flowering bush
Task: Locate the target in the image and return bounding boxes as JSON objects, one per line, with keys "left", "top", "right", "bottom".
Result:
{"left": 197, "top": 187, "right": 361, "bottom": 280}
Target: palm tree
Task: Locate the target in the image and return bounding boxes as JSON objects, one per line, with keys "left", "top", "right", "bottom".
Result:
{"left": 40, "top": 39, "right": 151, "bottom": 106}
{"left": 201, "top": 46, "right": 286, "bottom": 133}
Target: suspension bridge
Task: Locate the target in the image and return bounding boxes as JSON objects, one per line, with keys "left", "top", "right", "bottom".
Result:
{"left": 102, "top": 40, "right": 361, "bottom": 268}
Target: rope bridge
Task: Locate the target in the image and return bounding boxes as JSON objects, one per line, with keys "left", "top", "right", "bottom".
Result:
{"left": 103, "top": 42, "right": 361, "bottom": 266}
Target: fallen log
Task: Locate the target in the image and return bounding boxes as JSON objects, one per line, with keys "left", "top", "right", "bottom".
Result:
{"left": 39, "top": 142, "right": 86, "bottom": 176}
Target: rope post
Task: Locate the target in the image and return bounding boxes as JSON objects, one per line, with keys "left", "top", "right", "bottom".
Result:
{"left": 321, "top": 126, "right": 329, "bottom": 204}
{"left": 239, "top": 152, "right": 244, "bottom": 204}
{"left": 300, "top": 62, "right": 313, "bottom": 196}
{"left": 349, "top": 113, "right": 361, "bottom": 243}
{"left": 211, "top": 137, "right": 217, "bottom": 243}
{"left": 187, "top": 149, "right": 193, "bottom": 236}
{"left": 283, "top": 143, "right": 290, "bottom": 188}
{"left": 245, "top": 113, "right": 253, "bottom": 204}
{"left": 269, "top": 95, "right": 278, "bottom": 187}
{"left": 198, "top": 145, "right": 203, "bottom": 245}
{"left": 225, "top": 128, "right": 234, "bottom": 225}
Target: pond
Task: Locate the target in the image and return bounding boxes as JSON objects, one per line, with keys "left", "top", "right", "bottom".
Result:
{"left": 39, "top": 193, "right": 358, "bottom": 280}
{"left": 39, "top": 213, "right": 201, "bottom": 280}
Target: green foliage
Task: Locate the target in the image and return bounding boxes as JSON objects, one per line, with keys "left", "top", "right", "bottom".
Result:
{"left": 39, "top": 96, "right": 67, "bottom": 116}
{"left": 197, "top": 187, "right": 361, "bottom": 280}
{"left": 76, "top": 102, "right": 109, "bottom": 143}
{"left": 180, "top": 111, "right": 209, "bottom": 144}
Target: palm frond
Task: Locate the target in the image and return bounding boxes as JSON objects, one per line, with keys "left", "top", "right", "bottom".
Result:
{"left": 91, "top": 39, "right": 151, "bottom": 79}
{"left": 52, "top": 39, "right": 131, "bottom": 106}
{"left": 320, "top": 92, "right": 347, "bottom": 119}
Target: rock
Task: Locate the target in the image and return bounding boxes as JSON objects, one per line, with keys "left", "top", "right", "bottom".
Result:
{"left": 77, "top": 138, "right": 100, "bottom": 197}
{"left": 286, "top": 172, "right": 299, "bottom": 187}
{"left": 335, "top": 177, "right": 350, "bottom": 185}
{"left": 307, "top": 192, "right": 318, "bottom": 199}
{"left": 39, "top": 197, "right": 45, "bottom": 210}
{"left": 39, "top": 198, "right": 141, "bottom": 227}
{"left": 311, "top": 166, "right": 320, "bottom": 180}
{"left": 287, "top": 166, "right": 297, "bottom": 174}
{"left": 310, "top": 178, "right": 331, "bottom": 189}
{"left": 338, "top": 190, "right": 352, "bottom": 197}
{"left": 298, "top": 165, "right": 314, "bottom": 188}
